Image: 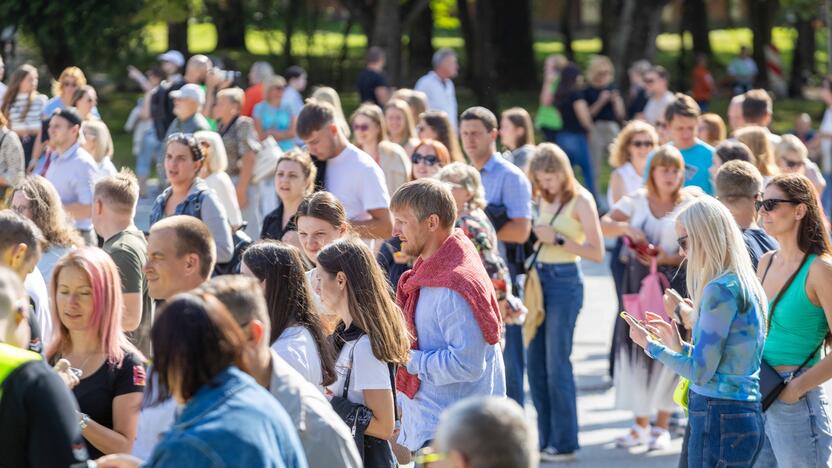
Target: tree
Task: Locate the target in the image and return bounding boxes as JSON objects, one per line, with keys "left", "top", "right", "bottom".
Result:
{"left": 560, "top": 0, "right": 575, "bottom": 61}
{"left": 782, "top": 0, "right": 822, "bottom": 97}
{"left": 0, "top": 0, "right": 148, "bottom": 77}
{"left": 205, "top": 0, "right": 246, "bottom": 49}
{"left": 611, "top": 0, "right": 670, "bottom": 88}
{"left": 600, "top": 0, "right": 624, "bottom": 56}
{"left": 683, "top": 0, "right": 711, "bottom": 56}
{"left": 458, "top": 0, "right": 498, "bottom": 109}
{"left": 168, "top": 21, "right": 189, "bottom": 55}
{"left": 748, "top": 0, "right": 780, "bottom": 89}
{"left": 493, "top": 0, "right": 536, "bottom": 90}
{"left": 407, "top": 3, "right": 435, "bottom": 81}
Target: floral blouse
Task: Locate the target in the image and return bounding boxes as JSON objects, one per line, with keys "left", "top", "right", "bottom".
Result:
{"left": 456, "top": 209, "right": 511, "bottom": 299}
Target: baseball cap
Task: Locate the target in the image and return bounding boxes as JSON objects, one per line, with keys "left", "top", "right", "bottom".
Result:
{"left": 170, "top": 84, "right": 206, "bottom": 106}
{"left": 157, "top": 50, "right": 185, "bottom": 68}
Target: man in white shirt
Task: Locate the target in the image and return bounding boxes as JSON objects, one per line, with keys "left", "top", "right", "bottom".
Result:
{"left": 296, "top": 100, "right": 392, "bottom": 240}
{"left": 640, "top": 66, "right": 675, "bottom": 126}
{"left": 415, "top": 48, "right": 460, "bottom": 130}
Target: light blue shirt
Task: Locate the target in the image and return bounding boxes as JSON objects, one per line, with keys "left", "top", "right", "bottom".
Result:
{"left": 479, "top": 153, "right": 532, "bottom": 262}
{"left": 43, "top": 96, "right": 101, "bottom": 119}
{"left": 253, "top": 101, "right": 295, "bottom": 151}
{"left": 43, "top": 142, "right": 97, "bottom": 230}
{"left": 282, "top": 87, "right": 304, "bottom": 145}
{"left": 399, "top": 287, "right": 506, "bottom": 451}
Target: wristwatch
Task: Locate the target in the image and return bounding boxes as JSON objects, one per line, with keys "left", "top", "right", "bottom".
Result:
{"left": 79, "top": 412, "right": 90, "bottom": 430}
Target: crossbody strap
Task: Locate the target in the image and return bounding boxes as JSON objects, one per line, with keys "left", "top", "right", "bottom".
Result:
{"left": 341, "top": 335, "right": 400, "bottom": 422}
{"left": 765, "top": 251, "right": 810, "bottom": 337}
{"left": 526, "top": 197, "right": 570, "bottom": 271}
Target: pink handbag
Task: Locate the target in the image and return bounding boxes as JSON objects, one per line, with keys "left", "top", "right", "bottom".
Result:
{"left": 622, "top": 258, "right": 671, "bottom": 322}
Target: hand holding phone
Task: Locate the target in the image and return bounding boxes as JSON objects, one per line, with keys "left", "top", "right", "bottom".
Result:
{"left": 620, "top": 311, "right": 659, "bottom": 342}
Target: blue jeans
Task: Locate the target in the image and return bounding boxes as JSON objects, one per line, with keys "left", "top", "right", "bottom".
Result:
{"left": 137, "top": 127, "right": 161, "bottom": 178}
{"left": 528, "top": 262, "right": 582, "bottom": 453}
{"left": 555, "top": 131, "right": 597, "bottom": 200}
{"left": 504, "top": 262, "right": 526, "bottom": 406}
{"left": 688, "top": 391, "right": 764, "bottom": 468}
{"left": 754, "top": 374, "right": 832, "bottom": 468}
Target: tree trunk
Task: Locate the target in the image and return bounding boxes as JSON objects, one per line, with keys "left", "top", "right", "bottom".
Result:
{"left": 283, "top": 0, "right": 302, "bottom": 66}
{"left": 612, "top": 0, "right": 669, "bottom": 90}
{"left": 749, "top": 0, "right": 779, "bottom": 89}
{"left": 560, "top": 0, "right": 575, "bottom": 61}
{"left": 407, "top": 3, "right": 434, "bottom": 83}
{"left": 683, "top": 0, "right": 711, "bottom": 56}
{"left": 34, "top": 31, "right": 74, "bottom": 78}
{"left": 789, "top": 16, "right": 815, "bottom": 98}
{"left": 458, "top": 0, "right": 498, "bottom": 109}
{"left": 206, "top": 0, "right": 246, "bottom": 50}
{"left": 457, "top": 0, "right": 477, "bottom": 85}
{"left": 599, "top": 0, "right": 623, "bottom": 56}
{"left": 371, "top": 0, "right": 404, "bottom": 86}
{"left": 493, "top": 0, "right": 536, "bottom": 90}
{"left": 167, "top": 21, "right": 189, "bottom": 55}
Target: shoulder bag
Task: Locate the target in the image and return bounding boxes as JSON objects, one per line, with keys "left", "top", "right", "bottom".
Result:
{"left": 759, "top": 252, "right": 824, "bottom": 411}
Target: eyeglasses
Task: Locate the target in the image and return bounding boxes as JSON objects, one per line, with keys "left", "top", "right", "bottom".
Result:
{"left": 630, "top": 140, "right": 654, "bottom": 148}
{"left": 352, "top": 123, "right": 371, "bottom": 132}
{"left": 756, "top": 198, "right": 800, "bottom": 212}
{"left": 782, "top": 159, "right": 805, "bottom": 169}
{"left": 644, "top": 78, "right": 656, "bottom": 84}
{"left": 411, "top": 153, "right": 439, "bottom": 166}
{"left": 677, "top": 235, "right": 688, "bottom": 251}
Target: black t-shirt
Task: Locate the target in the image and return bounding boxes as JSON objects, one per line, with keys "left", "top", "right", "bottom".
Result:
{"left": 66, "top": 351, "right": 146, "bottom": 459}
{"left": 557, "top": 91, "right": 587, "bottom": 134}
{"left": 627, "top": 87, "right": 649, "bottom": 120}
{"left": 0, "top": 359, "right": 89, "bottom": 467}
{"left": 583, "top": 85, "right": 618, "bottom": 122}
{"left": 357, "top": 68, "right": 388, "bottom": 107}
{"left": 261, "top": 204, "right": 297, "bottom": 242}
{"left": 743, "top": 228, "right": 779, "bottom": 270}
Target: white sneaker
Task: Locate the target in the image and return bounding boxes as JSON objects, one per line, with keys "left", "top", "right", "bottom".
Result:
{"left": 615, "top": 424, "right": 651, "bottom": 448}
{"left": 540, "top": 448, "right": 577, "bottom": 462}
{"left": 648, "top": 427, "right": 671, "bottom": 451}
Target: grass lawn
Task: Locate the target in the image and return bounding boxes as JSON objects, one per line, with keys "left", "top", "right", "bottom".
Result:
{"left": 105, "top": 23, "right": 827, "bottom": 193}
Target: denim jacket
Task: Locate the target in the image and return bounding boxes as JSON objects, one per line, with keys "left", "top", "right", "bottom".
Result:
{"left": 149, "top": 178, "right": 234, "bottom": 263}
{"left": 143, "top": 366, "right": 308, "bottom": 468}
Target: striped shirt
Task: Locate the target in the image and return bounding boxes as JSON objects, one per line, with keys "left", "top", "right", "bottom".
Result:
{"left": 5, "top": 93, "right": 47, "bottom": 133}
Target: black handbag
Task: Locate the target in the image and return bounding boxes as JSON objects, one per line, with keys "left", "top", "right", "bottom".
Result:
{"left": 330, "top": 336, "right": 398, "bottom": 467}
{"left": 758, "top": 252, "right": 824, "bottom": 411}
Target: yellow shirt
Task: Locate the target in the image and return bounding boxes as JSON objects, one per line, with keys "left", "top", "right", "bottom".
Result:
{"left": 534, "top": 197, "right": 584, "bottom": 264}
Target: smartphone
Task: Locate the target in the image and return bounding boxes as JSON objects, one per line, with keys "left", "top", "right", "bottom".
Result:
{"left": 619, "top": 311, "right": 659, "bottom": 340}
{"left": 70, "top": 367, "right": 83, "bottom": 378}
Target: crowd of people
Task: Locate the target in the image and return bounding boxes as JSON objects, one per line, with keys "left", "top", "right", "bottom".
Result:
{"left": 0, "top": 43, "right": 831, "bottom": 468}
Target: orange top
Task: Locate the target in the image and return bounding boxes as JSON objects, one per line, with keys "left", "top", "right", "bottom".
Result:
{"left": 691, "top": 64, "right": 714, "bottom": 102}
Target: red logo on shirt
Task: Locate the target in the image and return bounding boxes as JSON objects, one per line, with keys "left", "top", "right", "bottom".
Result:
{"left": 133, "top": 365, "right": 146, "bottom": 386}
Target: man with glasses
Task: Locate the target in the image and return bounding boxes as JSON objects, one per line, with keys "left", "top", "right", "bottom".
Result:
{"left": 715, "top": 160, "right": 777, "bottom": 269}
{"left": 641, "top": 66, "right": 674, "bottom": 126}
{"left": 41, "top": 108, "right": 99, "bottom": 245}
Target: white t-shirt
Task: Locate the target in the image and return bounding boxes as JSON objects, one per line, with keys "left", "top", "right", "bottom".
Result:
{"left": 612, "top": 188, "right": 698, "bottom": 254}
{"left": 271, "top": 325, "right": 323, "bottom": 389}
{"left": 327, "top": 335, "right": 391, "bottom": 405}
{"left": 642, "top": 91, "right": 675, "bottom": 126}
{"left": 25, "top": 267, "right": 52, "bottom": 347}
{"left": 205, "top": 171, "right": 243, "bottom": 227}
{"left": 324, "top": 144, "right": 390, "bottom": 222}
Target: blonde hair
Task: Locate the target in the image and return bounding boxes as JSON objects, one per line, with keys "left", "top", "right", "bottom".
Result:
{"left": 679, "top": 197, "right": 767, "bottom": 321}
{"left": 384, "top": 98, "right": 416, "bottom": 143}
{"left": 194, "top": 130, "right": 228, "bottom": 174}
{"left": 216, "top": 87, "right": 245, "bottom": 108}
{"left": 528, "top": 143, "right": 577, "bottom": 204}
{"left": 51, "top": 66, "right": 88, "bottom": 98}
{"left": 586, "top": 55, "right": 614, "bottom": 86}
{"left": 264, "top": 75, "right": 287, "bottom": 101}
{"left": 392, "top": 88, "right": 428, "bottom": 123}
{"left": 94, "top": 169, "right": 140, "bottom": 212}
{"left": 310, "top": 87, "right": 351, "bottom": 138}
{"left": 81, "top": 120, "right": 113, "bottom": 161}
{"left": 350, "top": 103, "right": 388, "bottom": 145}
{"left": 436, "top": 162, "right": 487, "bottom": 210}
{"left": 645, "top": 145, "right": 685, "bottom": 201}
{"left": 608, "top": 120, "right": 658, "bottom": 167}
{"left": 735, "top": 126, "right": 778, "bottom": 176}
{"left": 775, "top": 134, "right": 809, "bottom": 162}
{"left": 698, "top": 113, "right": 727, "bottom": 147}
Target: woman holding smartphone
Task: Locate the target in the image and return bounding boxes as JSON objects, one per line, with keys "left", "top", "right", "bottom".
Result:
{"left": 625, "top": 196, "right": 767, "bottom": 467}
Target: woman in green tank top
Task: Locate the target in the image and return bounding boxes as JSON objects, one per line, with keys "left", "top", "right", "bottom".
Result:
{"left": 755, "top": 174, "right": 832, "bottom": 467}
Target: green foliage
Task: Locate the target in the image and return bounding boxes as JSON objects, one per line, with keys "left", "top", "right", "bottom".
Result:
{"left": 432, "top": 0, "right": 460, "bottom": 31}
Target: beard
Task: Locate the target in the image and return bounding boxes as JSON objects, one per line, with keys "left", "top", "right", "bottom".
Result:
{"left": 399, "top": 237, "right": 424, "bottom": 257}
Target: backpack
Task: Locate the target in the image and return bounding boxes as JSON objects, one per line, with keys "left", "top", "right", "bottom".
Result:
{"left": 150, "top": 79, "right": 185, "bottom": 139}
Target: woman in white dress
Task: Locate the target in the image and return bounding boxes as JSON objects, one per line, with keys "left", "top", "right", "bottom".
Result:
{"left": 241, "top": 240, "right": 336, "bottom": 390}
{"left": 601, "top": 145, "right": 703, "bottom": 451}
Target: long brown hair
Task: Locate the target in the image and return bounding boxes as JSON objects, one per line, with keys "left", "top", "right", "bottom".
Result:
{"left": 420, "top": 111, "right": 464, "bottom": 163}
{"left": 316, "top": 238, "right": 411, "bottom": 365}
{"left": 297, "top": 191, "right": 349, "bottom": 230}
{"left": 13, "top": 176, "right": 83, "bottom": 249}
{"left": 501, "top": 107, "right": 535, "bottom": 148}
{"left": 768, "top": 174, "right": 832, "bottom": 256}
{"left": 528, "top": 143, "right": 576, "bottom": 204}
{"left": 242, "top": 241, "right": 337, "bottom": 386}
{"left": 1, "top": 64, "right": 38, "bottom": 124}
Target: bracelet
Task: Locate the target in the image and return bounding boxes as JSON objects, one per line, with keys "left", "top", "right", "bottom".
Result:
{"left": 79, "top": 412, "right": 90, "bottom": 430}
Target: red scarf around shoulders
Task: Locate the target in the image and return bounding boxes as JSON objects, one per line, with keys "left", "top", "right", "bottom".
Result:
{"left": 395, "top": 228, "right": 502, "bottom": 399}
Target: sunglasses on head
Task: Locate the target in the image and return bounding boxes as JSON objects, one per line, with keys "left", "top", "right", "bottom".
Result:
{"left": 166, "top": 132, "right": 204, "bottom": 160}
{"left": 755, "top": 198, "right": 800, "bottom": 212}
{"left": 352, "top": 123, "right": 371, "bottom": 132}
{"left": 630, "top": 139, "right": 654, "bottom": 148}
{"left": 411, "top": 153, "right": 439, "bottom": 166}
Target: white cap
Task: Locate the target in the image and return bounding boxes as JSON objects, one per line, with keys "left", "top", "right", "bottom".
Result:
{"left": 170, "top": 83, "right": 205, "bottom": 106}
{"left": 157, "top": 50, "right": 185, "bottom": 68}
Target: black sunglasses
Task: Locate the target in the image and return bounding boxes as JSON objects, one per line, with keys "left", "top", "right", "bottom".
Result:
{"left": 411, "top": 153, "right": 439, "bottom": 166}
{"left": 631, "top": 140, "right": 655, "bottom": 148}
{"left": 677, "top": 235, "right": 688, "bottom": 251}
{"left": 755, "top": 198, "right": 800, "bottom": 212}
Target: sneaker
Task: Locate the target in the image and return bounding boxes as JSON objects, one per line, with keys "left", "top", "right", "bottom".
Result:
{"left": 615, "top": 424, "right": 651, "bottom": 448}
{"left": 540, "top": 448, "right": 577, "bottom": 462}
{"left": 648, "top": 427, "right": 671, "bottom": 451}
